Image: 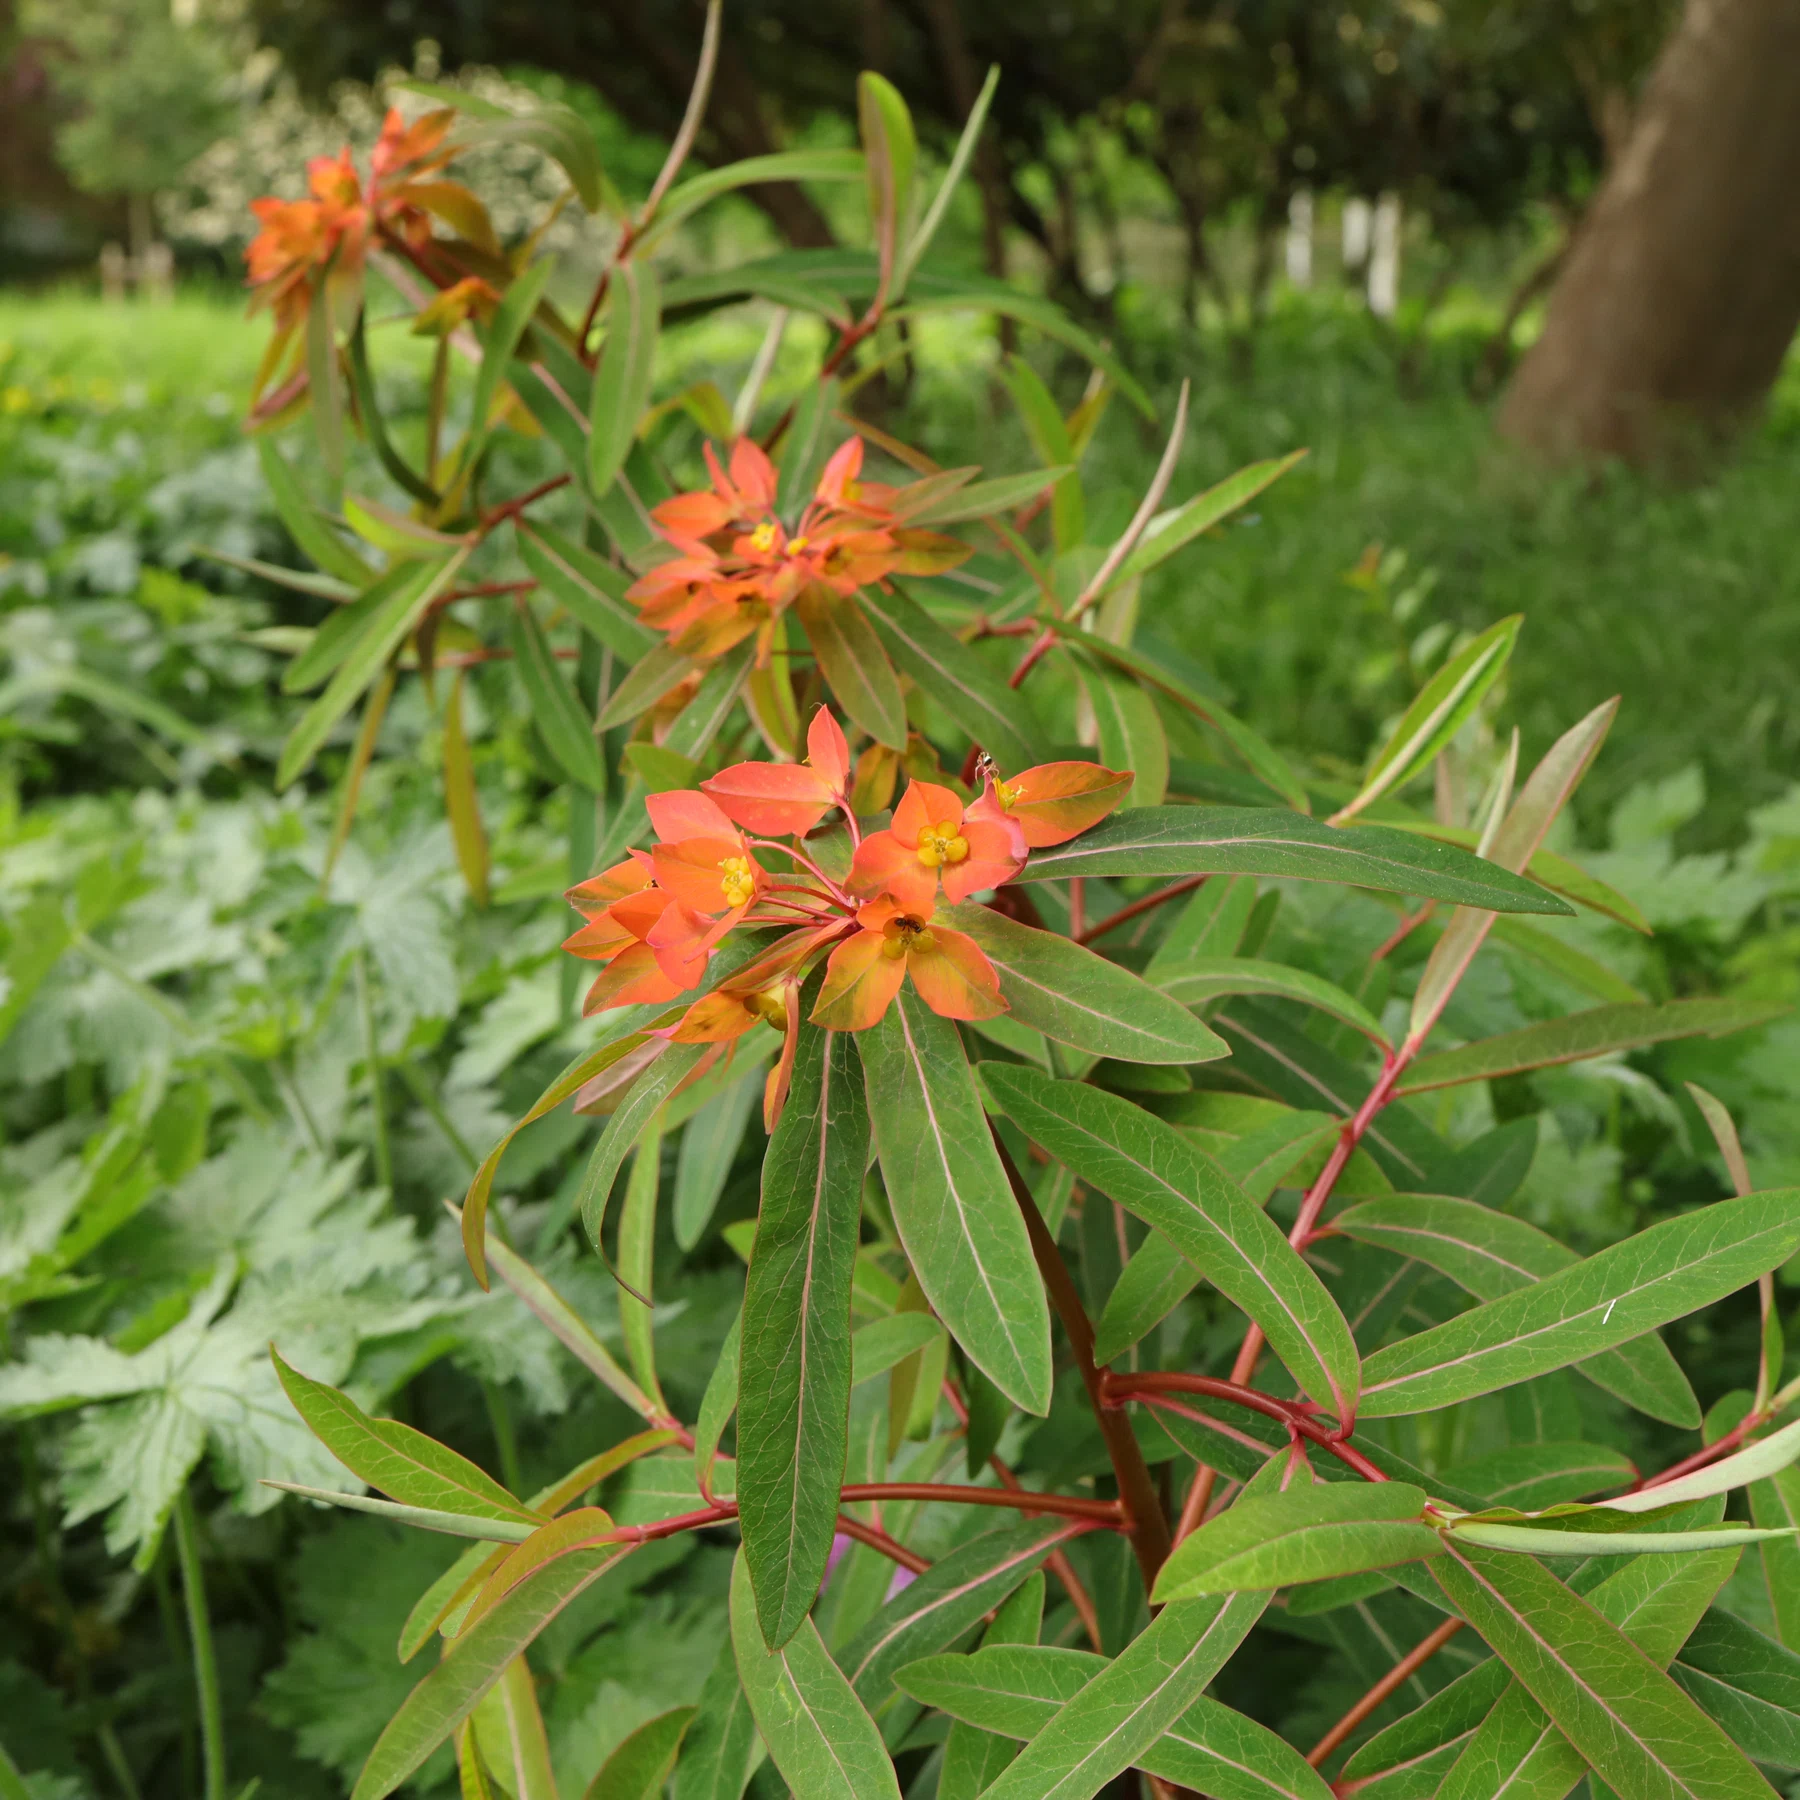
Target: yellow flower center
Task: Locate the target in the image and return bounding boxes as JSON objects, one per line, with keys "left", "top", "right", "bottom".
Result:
{"left": 749, "top": 522, "right": 777, "bottom": 553}
{"left": 881, "top": 917, "right": 935, "bottom": 959}
{"left": 788, "top": 535, "right": 810, "bottom": 555}
{"left": 745, "top": 987, "right": 787, "bottom": 1027}
{"left": 994, "top": 779, "right": 1022, "bottom": 810}
{"left": 915, "top": 821, "right": 969, "bottom": 869}
{"left": 718, "top": 856, "right": 756, "bottom": 907}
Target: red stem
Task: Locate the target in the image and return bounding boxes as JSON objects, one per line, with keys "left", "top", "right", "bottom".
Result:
{"left": 1310, "top": 1617, "right": 1465, "bottom": 1769}
{"left": 1077, "top": 875, "right": 1208, "bottom": 946}
{"left": 1370, "top": 901, "right": 1436, "bottom": 965}
{"left": 840, "top": 1483, "right": 1123, "bottom": 1523}
{"left": 1632, "top": 1415, "right": 1752, "bottom": 1493}
{"left": 1008, "top": 625, "right": 1057, "bottom": 689}
{"left": 836, "top": 1513, "right": 932, "bottom": 1575}
{"left": 482, "top": 474, "right": 571, "bottom": 532}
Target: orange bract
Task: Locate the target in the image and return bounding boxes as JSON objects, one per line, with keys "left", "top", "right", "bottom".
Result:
{"left": 703, "top": 708, "right": 852, "bottom": 836}
{"left": 969, "top": 759, "right": 1134, "bottom": 847}
{"left": 811, "top": 894, "right": 1005, "bottom": 1032}
{"left": 848, "top": 778, "right": 1027, "bottom": 913}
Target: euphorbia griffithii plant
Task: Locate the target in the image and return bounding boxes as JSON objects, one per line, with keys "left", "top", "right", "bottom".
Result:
{"left": 246, "top": 26, "right": 1800, "bottom": 1800}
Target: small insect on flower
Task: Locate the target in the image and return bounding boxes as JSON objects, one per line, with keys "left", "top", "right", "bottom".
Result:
{"left": 811, "top": 893, "right": 1006, "bottom": 1032}
{"left": 968, "top": 759, "right": 1135, "bottom": 845}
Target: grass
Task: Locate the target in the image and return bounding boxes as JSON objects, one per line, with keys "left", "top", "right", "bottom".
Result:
{"left": 7, "top": 279, "right": 1800, "bottom": 841}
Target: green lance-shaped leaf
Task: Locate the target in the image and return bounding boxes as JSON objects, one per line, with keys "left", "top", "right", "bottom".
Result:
{"left": 1018, "top": 807, "right": 1573, "bottom": 915}
{"left": 468, "top": 257, "right": 554, "bottom": 463}
{"left": 738, "top": 1019, "right": 869, "bottom": 1648}
{"left": 257, "top": 437, "right": 372, "bottom": 584}
{"left": 1112, "top": 451, "right": 1309, "bottom": 587}
{"left": 510, "top": 601, "right": 606, "bottom": 792}
{"left": 979, "top": 1063, "right": 1359, "bottom": 1424}
{"left": 693, "top": 1309, "right": 740, "bottom": 1503}
{"left": 395, "top": 81, "right": 606, "bottom": 209}
{"left": 1429, "top": 1539, "right": 1775, "bottom": 1800}
{"left": 901, "top": 467, "right": 1068, "bottom": 527}
{"left": 272, "top": 1349, "right": 540, "bottom": 1523}
{"left": 860, "top": 585, "right": 1048, "bottom": 769}
{"left": 470, "top": 1654, "right": 557, "bottom": 1800}
{"left": 728, "top": 1550, "right": 900, "bottom": 1800}
{"left": 444, "top": 670, "right": 490, "bottom": 906}
{"left": 858, "top": 71, "right": 918, "bottom": 290}
{"left": 850, "top": 1311, "right": 942, "bottom": 1386}
{"left": 579, "top": 1042, "right": 709, "bottom": 1257}
{"left": 796, "top": 586, "right": 907, "bottom": 750}
{"left": 278, "top": 547, "right": 471, "bottom": 788}
{"left": 1081, "top": 659, "right": 1168, "bottom": 808}
{"left": 281, "top": 562, "right": 416, "bottom": 693}
{"left": 1094, "top": 1112, "right": 1341, "bottom": 1365}
{"left": 354, "top": 1531, "right": 635, "bottom": 1800}
{"left": 589, "top": 261, "right": 660, "bottom": 499}
{"left": 945, "top": 903, "right": 1225, "bottom": 1065}
{"left": 901, "top": 1645, "right": 1334, "bottom": 1800}
{"left": 775, "top": 374, "right": 840, "bottom": 516}
{"left": 1398, "top": 997, "right": 1787, "bottom": 1096}
{"left": 1358, "top": 1189, "right": 1800, "bottom": 1419}
{"left": 585, "top": 1706, "right": 695, "bottom": 1800}
{"left": 1672, "top": 1609, "right": 1800, "bottom": 1771}
{"left": 1750, "top": 1463, "right": 1800, "bottom": 1648}
{"left": 1582, "top": 1417, "right": 1800, "bottom": 1512}
{"left": 1444, "top": 1517, "right": 1790, "bottom": 1557}
{"left": 617, "top": 1112, "right": 666, "bottom": 1411}
{"left": 674, "top": 1635, "right": 761, "bottom": 1800}
{"left": 596, "top": 641, "right": 702, "bottom": 733}
{"left": 675, "top": 1067, "right": 761, "bottom": 1250}
{"left": 1153, "top": 1483, "right": 1442, "bottom": 1601}
{"left": 839, "top": 1519, "right": 1071, "bottom": 1714}
{"left": 858, "top": 992, "right": 1052, "bottom": 1414}
{"left": 1437, "top": 1442, "right": 1637, "bottom": 1512}
{"left": 977, "top": 1589, "right": 1269, "bottom": 1800}
{"left": 1155, "top": 957, "right": 1391, "bottom": 1049}
{"left": 635, "top": 148, "right": 866, "bottom": 257}
{"left": 262, "top": 1481, "right": 537, "bottom": 1542}
{"left": 937, "top": 1572, "right": 1044, "bottom": 1800}
{"left": 517, "top": 522, "right": 657, "bottom": 662}
{"left": 897, "top": 62, "right": 997, "bottom": 291}
{"left": 1333, "top": 1194, "right": 1699, "bottom": 1427}
{"left": 1335, "top": 617, "right": 1522, "bottom": 824}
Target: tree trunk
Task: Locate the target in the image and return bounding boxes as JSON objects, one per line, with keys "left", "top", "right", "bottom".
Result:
{"left": 1497, "top": 0, "right": 1800, "bottom": 469}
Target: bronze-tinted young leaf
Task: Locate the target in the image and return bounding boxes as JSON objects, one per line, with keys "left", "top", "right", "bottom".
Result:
{"left": 738, "top": 1020, "right": 868, "bottom": 1647}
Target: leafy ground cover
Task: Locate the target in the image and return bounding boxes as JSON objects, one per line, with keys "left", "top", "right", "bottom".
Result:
{"left": 5, "top": 271, "right": 1800, "bottom": 1800}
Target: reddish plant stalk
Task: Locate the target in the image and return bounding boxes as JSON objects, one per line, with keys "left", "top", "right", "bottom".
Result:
{"left": 840, "top": 1483, "right": 1123, "bottom": 1523}
{"left": 1077, "top": 875, "right": 1208, "bottom": 946}
{"left": 482, "top": 473, "right": 572, "bottom": 532}
{"left": 1309, "top": 1617, "right": 1465, "bottom": 1769}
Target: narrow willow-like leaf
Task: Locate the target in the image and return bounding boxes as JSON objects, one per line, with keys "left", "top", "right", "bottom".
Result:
{"left": 1490, "top": 918, "right": 1647, "bottom": 1005}
{"left": 728, "top": 1551, "right": 899, "bottom": 1800}
{"left": 1154, "top": 1483, "right": 1440, "bottom": 1600}
{"left": 585, "top": 1706, "right": 695, "bottom": 1800}
{"left": 278, "top": 548, "right": 469, "bottom": 788}
{"left": 850, "top": 1311, "right": 942, "bottom": 1385}
{"left": 1672, "top": 1609, "right": 1800, "bottom": 1771}
{"left": 1115, "top": 452, "right": 1308, "bottom": 585}
{"left": 636, "top": 149, "right": 865, "bottom": 256}
{"left": 1339, "top": 616, "right": 1522, "bottom": 822}
{"left": 675, "top": 1069, "right": 760, "bottom": 1250}
{"left": 1333, "top": 1194, "right": 1700, "bottom": 1427}
{"left": 980, "top": 1064, "right": 1359, "bottom": 1423}
{"left": 262, "top": 1481, "right": 535, "bottom": 1541}
{"left": 796, "top": 587, "right": 907, "bottom": 750}
{"left": 860, "top": 585, "right": 1046, "bottom": 769}
{"left": 471, "top": 1656, "right": 557, "bottom": 1800}
{"left": 1019, "top": 807, "right": 1572, "bottom": 915}
{"left": 511, "top": 601, "right": 606, "bottom": 791}
{"left": 1429, "top": 1540, "right": 1772, "bottom": 1800}
{"left": 945, "top": 904, "right": 1225, "bottom": 1064}
{"left": 1398, "top": 998, "right": 1786, "bottom": 1095}
{"left": 257, "top": 437, "right": 371, "bottom": 584}
{"left": 858, "top": 992, "right": 1052, "bottom": 1414}
{"left": 1598, "top": 1415, "right": 1800, "bottom": 1512}
{"left": 468, "top": 257, "right": 553, "bottom": 461}
{"left": 1358, "top": 1191, "right": 1800, "bottom": 1418}
{"left": 1082, "top": 660, "right": 1168, "bottom": 808}
{"left": 840, "top": 1522, "right": 1066, "bottom": 1716}
{"left": 1437, "top": 1442, "right": 1636, "bottom": 1511}
{"left": 595, "top": 641, "right": 700, "bottom": 732}
{"left": 1446, "top": 1519, "right": 1788, "bottom": 1555}
{"left": 517, "top": 522, "right": 657, "bottom": 662}
{"left": 674, "top": 1636, "right": 760, "bottom": 1800}
{"left": 443, "top": 671, "right": 490, "bottom": 906}
{"left": 896, "top": 60, "right": 995, "bottom": 289}
{"left": 589, "top": 261, "right": 660, "bottom": 498}
{"left": 937, "top": 1572, "right": 1043, "bottom": 1800}
{"left": 1750, "top": 1465, "right": 1800, "bottom": 1647}
{"left": 738, "top": 1021, "right": 868, "bottom": 1648}
{"left": 354, "top": 1534, "right": 634, "bottom": 1800}
{"left": 272, "top": 1349, "right": 540, "bottom": 1522}
{"left": 617, "top": 1112, "right": 666, "bottom": 1412}
{"left": 978, "top": 1590, "right": 1269, "bottom": 1800}
{"left": 901, "top": 1644, "right": 1334, "bottom": 1800}
{"left": 1155, "top": 956, "right": 1391, "bottom": 1047}
{"left": 578, "top": 1043, "right": 708, "bottom": 1257}
{"left": 903, "top": 467, "right": 1066, "bottom": 527}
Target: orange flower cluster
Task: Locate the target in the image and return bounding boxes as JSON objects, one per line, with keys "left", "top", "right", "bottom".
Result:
{"left": 563, "top": 709, "right": 1132, "bottom": 1119}
{"left": 246, "top": 108, "right": 473, "bottom": 332}
{"left": 627, "top": 437, "right": 970, "bottom": 663}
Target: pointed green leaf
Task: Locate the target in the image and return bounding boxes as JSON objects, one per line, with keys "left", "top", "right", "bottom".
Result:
{"left": 694, "top": 1308, "right": 740, "bottom": 1504}
{"left": 262, "top": 1480, "right": 536, "bottom": 1541}
{"left": 850, "top": 1312, "right": 943, "bottom": 1386}
{"left": 674, "top": 1635, "right": 761, "bottom": 1800}
{"left": 902, "top": 468, "right": 1067, "bottom": 527}
{"left": 937, "top": 1568, "right": 1043, "bottom": 1800}
{"left": 1429, "top": 1540, "right": 1772, "bottom": 1800}
{"left": 858, "top": 72, "right": 918, "bottom": 287}
{"left": 636, "top": 149, "right": 866, "bottom": 256}
{"left": 979, "top": 1064, "right": 1359, "bottom": 1424}
{"left": 1358, "top": 1191, "right": 1800, "bottom": 1419}
{"left": 858, "top": 992, "right": 1052, "bottom": 1414}
{"left": 1332, "top": 1195, "right": 1700, "bottom": 1428}
{"left": 977, "top": 1590, "right": 1268, "bottom": 1800}
{"left": 1437, "top": 1443, "right": 1636, "bottom": 1512}
{"left": 1673, "top": 1609, "right": 1800, "bottom": 1770}
{"left": 257, "top": 438, "right": 372, "bottom": 583}
{"left": 589, "top": 261, "right": 660, "bottom": 498}
{"left": 1019, "top": 808, "right": 1573, "bottom": 915}
{"left": 1446, "top": 1519, "right": 1788, "bottom": 1556}
{"left": 675, "top": 1069, "right": 761, "bottom": 1250}
{"left": 897, "top": 63, "right": 997, "bottom": 290}
{"left": 353, "top": 1532, "right": 634, "bottom": 1800}
{"left": 578, "top": 1043, "right": 708, "bottom": 1257}
{"left": 945, "top": 904, "right": 1226, "bottom": 1064}
{"left": 595, "top": 641, "right": 698, "bottom": 733}
{"left": 1399, "top": 998, "right": 1786, "bottom": 1095}
{"left": 517, "top": 522, "right": 657, "bottom": 662}
{"left": 1153, "top": 1483, "right": 1440, "bottom": 1601}
{"left": 1749, "top": 1464, "right": 1800, "bottom": 1647}
{"left": 585, "top": 1706, "right": 695, "bottom": 1800}
{"left": 1155, "top": 957, "right": 1391, "bottom": 1048}
{"left": 738, "top": 1020, "right": 869, "bottom": 1647}
{"left": 729, "top": 1550, "right": 900, "bottom": 1800}
{"left": 797, "top": 588, "right": 906, "bottom": 750}
{"left": 1115, "top": 453, "right": 1309, "bottom": 585}
{"left": 1081, "top": 660, "right": 1168, "bottom": 808}
{"left": 1599, "top": 1415, "right": 1800, "bottom": 1513}
{"left": 469, "top": 257, "right": 553, "bottom": 460}
{"left": 272, "top": 1349, "right": 539, "bottom": 1523}
{"left": 1340, "top": 617, "right": 1522, "bottom": 821}
{"left": 860, "top": 585, "right": 1047, "bottom": 769}
{"left": 511, "top": 602, "right": 606, "bottom": 791}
